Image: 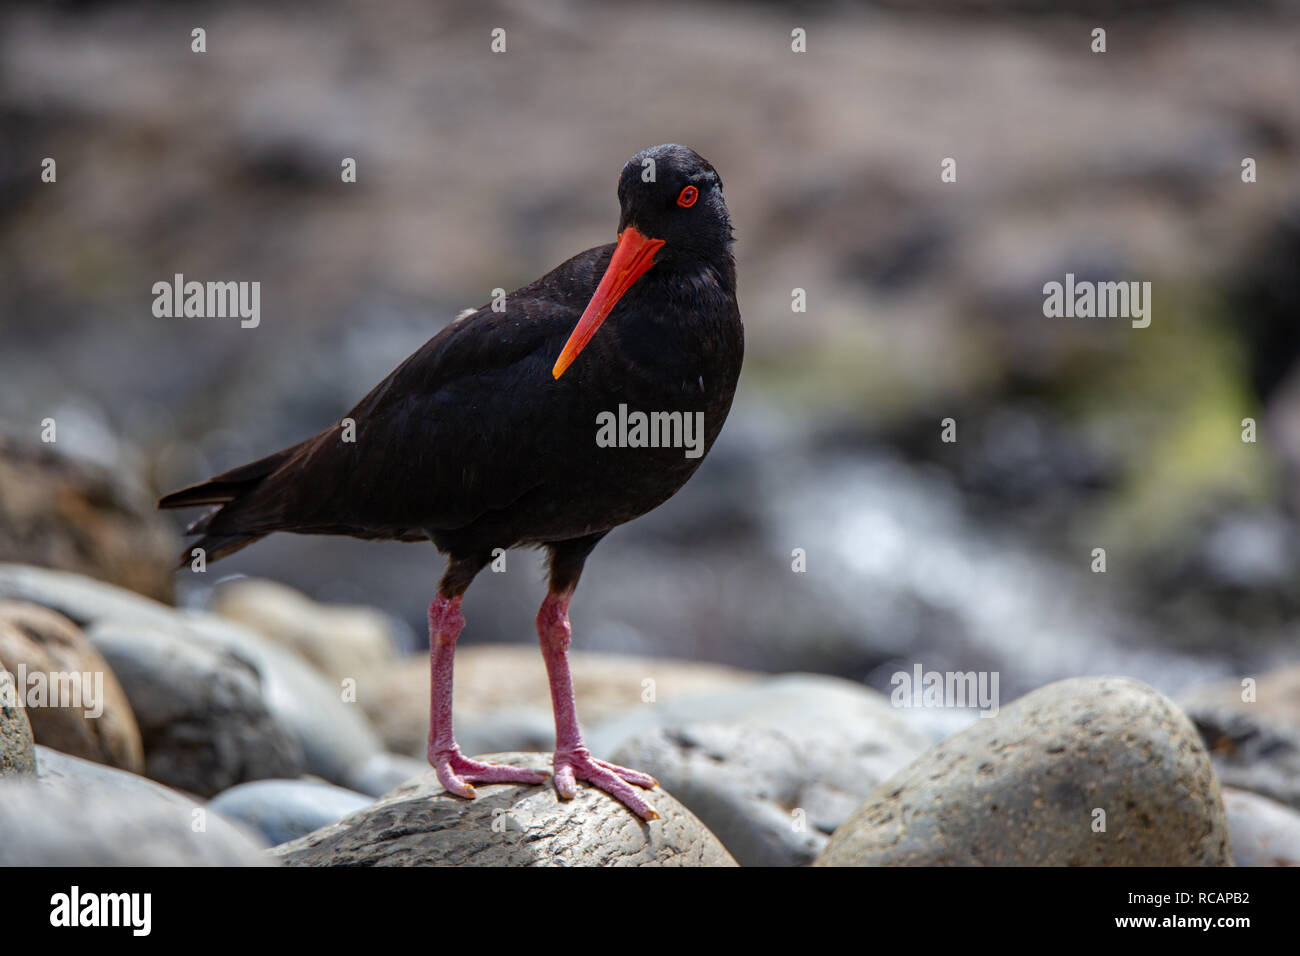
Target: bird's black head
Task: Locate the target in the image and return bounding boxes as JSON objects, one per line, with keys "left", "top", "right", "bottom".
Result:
{"left": 552, "top": 144, "right": 733, "bottom": 378}
{"left": 616, "top": 144, "right": 732, "bottom": 265}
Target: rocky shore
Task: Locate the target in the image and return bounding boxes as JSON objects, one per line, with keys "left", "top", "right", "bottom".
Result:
{"left": 2, "top": 563, "right": 1296, "bottom": 866}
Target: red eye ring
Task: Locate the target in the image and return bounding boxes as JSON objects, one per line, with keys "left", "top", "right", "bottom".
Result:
{"left": 677, "top": 185, "right": 698, "bottom": 208}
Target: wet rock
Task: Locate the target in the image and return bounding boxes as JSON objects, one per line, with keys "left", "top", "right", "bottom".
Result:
{"left": 0, "top": 437, "right": 177, "bottom": 603}
{"left": 271, "top": 752, "right": 736, "bottom": 867}
{"left": 87, "top": 620, "right": 305, "bottom": 796}
{"left": 817, "top": 677, "right": 1231, "bottom": 866}
{"left": 209, "top": 778, "right": 374, "bottom": 846}
{"left": 0, "top": 657, "right": 36, "bottom": 776}
{"left": 211, "top": 577, "right": 398, "bottom": 682}
{"left": 1178, "top": 665, "right": 1300, "bottom": 811}
{"left": 0, "top": 601, "right": 143, "bottom": 772}
{"left": 1222, "top": 787, "right": 1300, "bottom": 867}
{"left": 0, "top": 746, "right": 269, "bottom": 865}
{"left": 603, "top": 674, "right": 931, "bottom": 866}
{"left": 356, "top": 644, "right": 756, "bottom": 757}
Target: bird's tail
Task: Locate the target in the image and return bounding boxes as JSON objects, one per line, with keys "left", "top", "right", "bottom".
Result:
{"left": 158, "top": 443, "right": 302, "bottom": 567}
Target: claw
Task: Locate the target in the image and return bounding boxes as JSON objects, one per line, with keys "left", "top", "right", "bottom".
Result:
{"left": 432, "top": 748, "right": 549, "bottom": 799}
{"left": 552, "top": 748, "right": 659, "bottom": 821}
{"left": 593, "top": 757, "right": 658, "bottom": 789}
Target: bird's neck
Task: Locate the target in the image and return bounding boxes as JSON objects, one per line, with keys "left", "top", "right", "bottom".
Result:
{"left": 645, "top": 251, "right": 737, "bottom": 307}
{"left": 602, "top": 254, "right": 741, "bottom": 387}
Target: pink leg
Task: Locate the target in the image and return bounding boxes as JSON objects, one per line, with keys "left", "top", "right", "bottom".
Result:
{"left": 428, "top": 594, "right": 547, "bottom": 797}
{"left": 537, "top": 590, "right": 659, "bottom": 820}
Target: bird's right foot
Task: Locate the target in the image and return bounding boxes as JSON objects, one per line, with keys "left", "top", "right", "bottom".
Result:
{"left": 430, "top": 747, "right": 549, "bottom": 798}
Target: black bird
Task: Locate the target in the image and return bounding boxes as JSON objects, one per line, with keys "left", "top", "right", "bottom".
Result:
{"left": 160, "top": 144, "right": 743, "bottom": 819}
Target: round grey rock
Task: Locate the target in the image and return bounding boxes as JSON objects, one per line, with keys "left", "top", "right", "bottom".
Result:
{"left": 164, "top": 611, "right": 385, "bottom": 786}
{"left": 0, "top": 745, "right": 270, "bottom": 865}
{"left": 87, "top": 620, "right": 305, "bottom": 796}
{"left": 601, "top": 674, "right": 931, "bottom": 866}
{"left": 817, "top": 676, "right": 1231, "bottom": 866}
{"left": 271, "top": 752, "right": 737, "bottom": 867}
{"left": 612, "top": 725, "right": 826, "bottom": 866}
{"left": 209, "top": 778, "right": 374, "bottom": 846}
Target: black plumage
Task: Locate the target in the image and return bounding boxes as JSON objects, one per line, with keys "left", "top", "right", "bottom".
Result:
{"left": 161, "top": 144, "right": 742, "bottom": 594}
{"left": 160, "top": 144, "right": 743, "bottom": 819}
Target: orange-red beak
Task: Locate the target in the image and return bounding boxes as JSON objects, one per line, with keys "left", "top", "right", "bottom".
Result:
{"left": 552, "top": 226, "right": 665, "bottom": 379}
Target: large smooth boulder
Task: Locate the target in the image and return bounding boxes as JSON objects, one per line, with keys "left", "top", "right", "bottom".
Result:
{"left": 271, "top": 752, "right": 736, "bottom": 867}
{"left": 817, "top": 677, "right": 1232, "bottom": 866}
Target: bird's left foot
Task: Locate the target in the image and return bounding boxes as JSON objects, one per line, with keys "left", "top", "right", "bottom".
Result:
{"left": 552, "top": 747, "right": 660, "bottom": 821}
{"left": 432, "top": 747, "right": 549, "bottom": 798}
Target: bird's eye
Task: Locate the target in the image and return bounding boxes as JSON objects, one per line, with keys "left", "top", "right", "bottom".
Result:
{"left": 676, "top": 186, "right": 698, "bottom": 208}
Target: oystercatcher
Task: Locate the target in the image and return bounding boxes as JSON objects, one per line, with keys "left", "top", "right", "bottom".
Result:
{"left": 160, "top": 144, "right": 744, "bottom": 820}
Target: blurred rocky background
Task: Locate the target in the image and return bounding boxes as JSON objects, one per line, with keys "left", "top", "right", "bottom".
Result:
{"left": 2, "top": 0, "right": 1300, "bottom": 730}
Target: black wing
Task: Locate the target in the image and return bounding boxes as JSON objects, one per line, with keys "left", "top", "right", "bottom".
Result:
{"left": 161, "top": 243, "right": 614, "bottom": 553}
